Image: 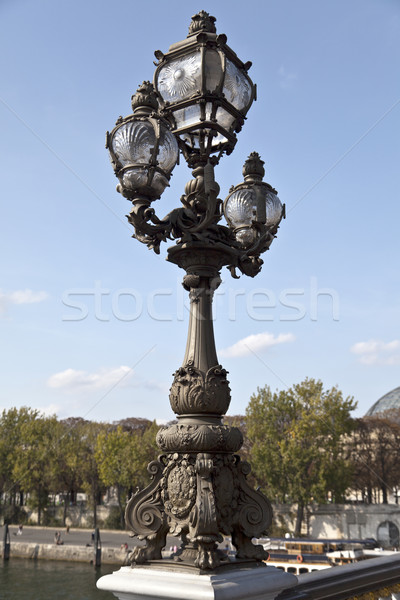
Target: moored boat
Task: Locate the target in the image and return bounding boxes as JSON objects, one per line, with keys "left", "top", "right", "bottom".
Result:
{"left": 257, "top": 537, "right": 395, "bottom": 575}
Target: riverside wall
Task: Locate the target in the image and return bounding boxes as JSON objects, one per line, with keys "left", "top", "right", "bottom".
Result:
{"left": 16, "top": 505, "right": 113, "bottom": 528}
{"left": 0, "top": 541, "right": 130, "bottom": 564}
{"left": 273, "top": 503, "right": 400, "bottom": 544}
{"left": 311, "top": 504, "right": 400, "bottom": 542}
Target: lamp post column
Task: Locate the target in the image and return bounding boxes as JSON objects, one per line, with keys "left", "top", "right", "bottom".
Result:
{"left": 125, "top": 233, "right": 273, "bottom": 569}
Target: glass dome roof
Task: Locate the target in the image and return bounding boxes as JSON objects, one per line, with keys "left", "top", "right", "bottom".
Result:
{"left": 365, "top": 387, "right": 400, "bottom": 416}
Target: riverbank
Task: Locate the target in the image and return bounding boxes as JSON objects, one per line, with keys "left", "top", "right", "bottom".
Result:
{"left": 0, "top": 540, "right": 130, "bottom": 564}
{"left": 0, "top": 525, "right": 173, "bottom": 565}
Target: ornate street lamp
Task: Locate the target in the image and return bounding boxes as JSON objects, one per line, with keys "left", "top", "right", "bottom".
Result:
{"left": 105, "top": 10, "right": 286, "bottom": 576}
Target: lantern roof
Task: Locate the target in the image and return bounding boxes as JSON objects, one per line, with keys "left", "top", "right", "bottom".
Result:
{"left": 154, "top": 11, "right": 252, "bottom": 76}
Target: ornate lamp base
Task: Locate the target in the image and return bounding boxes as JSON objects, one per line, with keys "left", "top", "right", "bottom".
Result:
{"left": 124, "top": 449, "right": 272, "bottom": 570}
{"left": 97, "top": 563, "right": 297, "bottom": 600}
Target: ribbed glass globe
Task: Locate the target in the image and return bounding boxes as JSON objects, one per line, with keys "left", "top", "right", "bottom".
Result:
{"left": 112, "top": 121, "right": 155, "bottom": 166}
{"left": 109, "top": 117, "right": 178, "bottom": 198}
{"left": 224, "top": 188, "right": 256, "bottom": 230}
{"left": 265, "top": 190, "right": 283, "bottom": 227}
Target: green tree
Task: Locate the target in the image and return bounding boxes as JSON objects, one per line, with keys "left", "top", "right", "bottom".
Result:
{"left": 0, "top": 407, "right": 39, "bottom": 519}
{"left": 223, "top": 415, "right": 250, "bottom": 460}
{"left": 96, "top": 421, "right": 159, "bottom": 528}
{"left": 96, "top": 426, "right": 133, "bottom": 528}
{"left": 51, "top": 418, "right": 87, "bottom": 526}
{"left": 246, "top": 378, "right": 356, "bottom": 536}
{"left": 129, "top": 421, "right": 159, "bottom": 489}
{"left": 12, "top": 412, "right": 59, "bottom": 525}
{"left": 78, "top": 420, "right": 107, "bottom": 529}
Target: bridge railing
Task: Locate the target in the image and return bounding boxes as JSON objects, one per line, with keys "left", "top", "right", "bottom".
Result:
{"left": 277, "top": 554, "right": 400, "bottom": 600}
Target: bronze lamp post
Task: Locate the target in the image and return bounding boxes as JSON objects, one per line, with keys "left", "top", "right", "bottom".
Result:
{"left": 106, "top": 10, "right": 284, "bottom": 571}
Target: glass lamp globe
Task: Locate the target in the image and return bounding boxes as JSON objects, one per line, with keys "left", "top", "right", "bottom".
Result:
{"left": 106, "top": 81, "right": 179, "bottom": 200}
{"left": 153, "top": 11, "right": 256, "bottom": 160}
{"left": 224, "top": 152, "right": 284, "bottom": 248}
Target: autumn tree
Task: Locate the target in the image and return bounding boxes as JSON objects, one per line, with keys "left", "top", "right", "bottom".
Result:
{"left": 348, "top": 415, "right": 400, "bottom": 504}
{"left": 246, "top": 378, "right": 356, "bottom": 535}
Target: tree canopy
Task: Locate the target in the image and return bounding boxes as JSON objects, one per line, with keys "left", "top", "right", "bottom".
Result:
{"left": 95, "top": 421, "right": 159, "bottom": 527}
{"left": 4, "top": 387, "right": 400, "bottom": 532}
{"left": 0, "top": 408, "right": 159, "bottom": 527}
{"left": 246, "top": 378, "right": 357, "bottom": 535}
{"left": 348, "top": 413, "right": 400, "bottom": 504}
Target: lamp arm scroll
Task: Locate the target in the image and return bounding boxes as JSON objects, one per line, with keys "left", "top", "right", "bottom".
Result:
{"left": 126, "top": 159, "right": 224, "bottom": 253}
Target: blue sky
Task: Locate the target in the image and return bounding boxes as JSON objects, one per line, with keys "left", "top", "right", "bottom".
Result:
{"left": 0, "top": 0, "right": 399, "bottom": 423}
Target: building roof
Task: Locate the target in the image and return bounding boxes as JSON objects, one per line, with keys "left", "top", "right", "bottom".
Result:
{"left": 365, "top": 387, "right": 400, "bottom": 417}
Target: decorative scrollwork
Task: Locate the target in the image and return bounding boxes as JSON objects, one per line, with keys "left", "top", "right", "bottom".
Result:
{"left": 125, "top": 459, "right": 166, "bottom": 563}
{"left": 123, "top": 449, "right": 273, "bottom": 569}
{"left": 125, "top": 160, "right": 224, "bottom": 254}
{"left": 231, "top": 457, "right": 272, "bottom": 560}
{"left": 125, "top": 159, "right": 274, "bottom": 281}
{"left": 125, "top": 461, "right": 164, "bottom": 539}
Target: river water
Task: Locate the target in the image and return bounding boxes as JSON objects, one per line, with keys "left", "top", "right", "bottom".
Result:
{"left": 0, "top": 558, "right": 115, "bottom": 599}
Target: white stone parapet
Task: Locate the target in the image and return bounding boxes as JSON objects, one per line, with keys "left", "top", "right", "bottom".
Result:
{"left": 96, "top": 563, "right": 297, "bottom": 600}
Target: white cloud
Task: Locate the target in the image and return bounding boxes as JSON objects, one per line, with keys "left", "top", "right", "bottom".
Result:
{"left": 0, "top": 289, "right": 48, "bottom": 315}
{"left": 351, "top": 339, "right": 400, "bottom": 366}
{"left": 46, "top": 366, "right": 165, "bottom": 395}
{"left": 220, "top": 332, "right": 295, "bottom": 359}
{"left": 8, "top": 290, "right": 48, "bottom": 304}
{"left": 47, "top": 366, "right": 133, "bottom": 391}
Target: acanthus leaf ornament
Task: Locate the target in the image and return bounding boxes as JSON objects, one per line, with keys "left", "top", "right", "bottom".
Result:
{"left": 169, "top": 363, "right": 231, "bottom": 415}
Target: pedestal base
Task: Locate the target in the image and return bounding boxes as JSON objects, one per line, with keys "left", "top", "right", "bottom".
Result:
{"left": 96, "top": 562, "right": 297, "bottom": 600}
